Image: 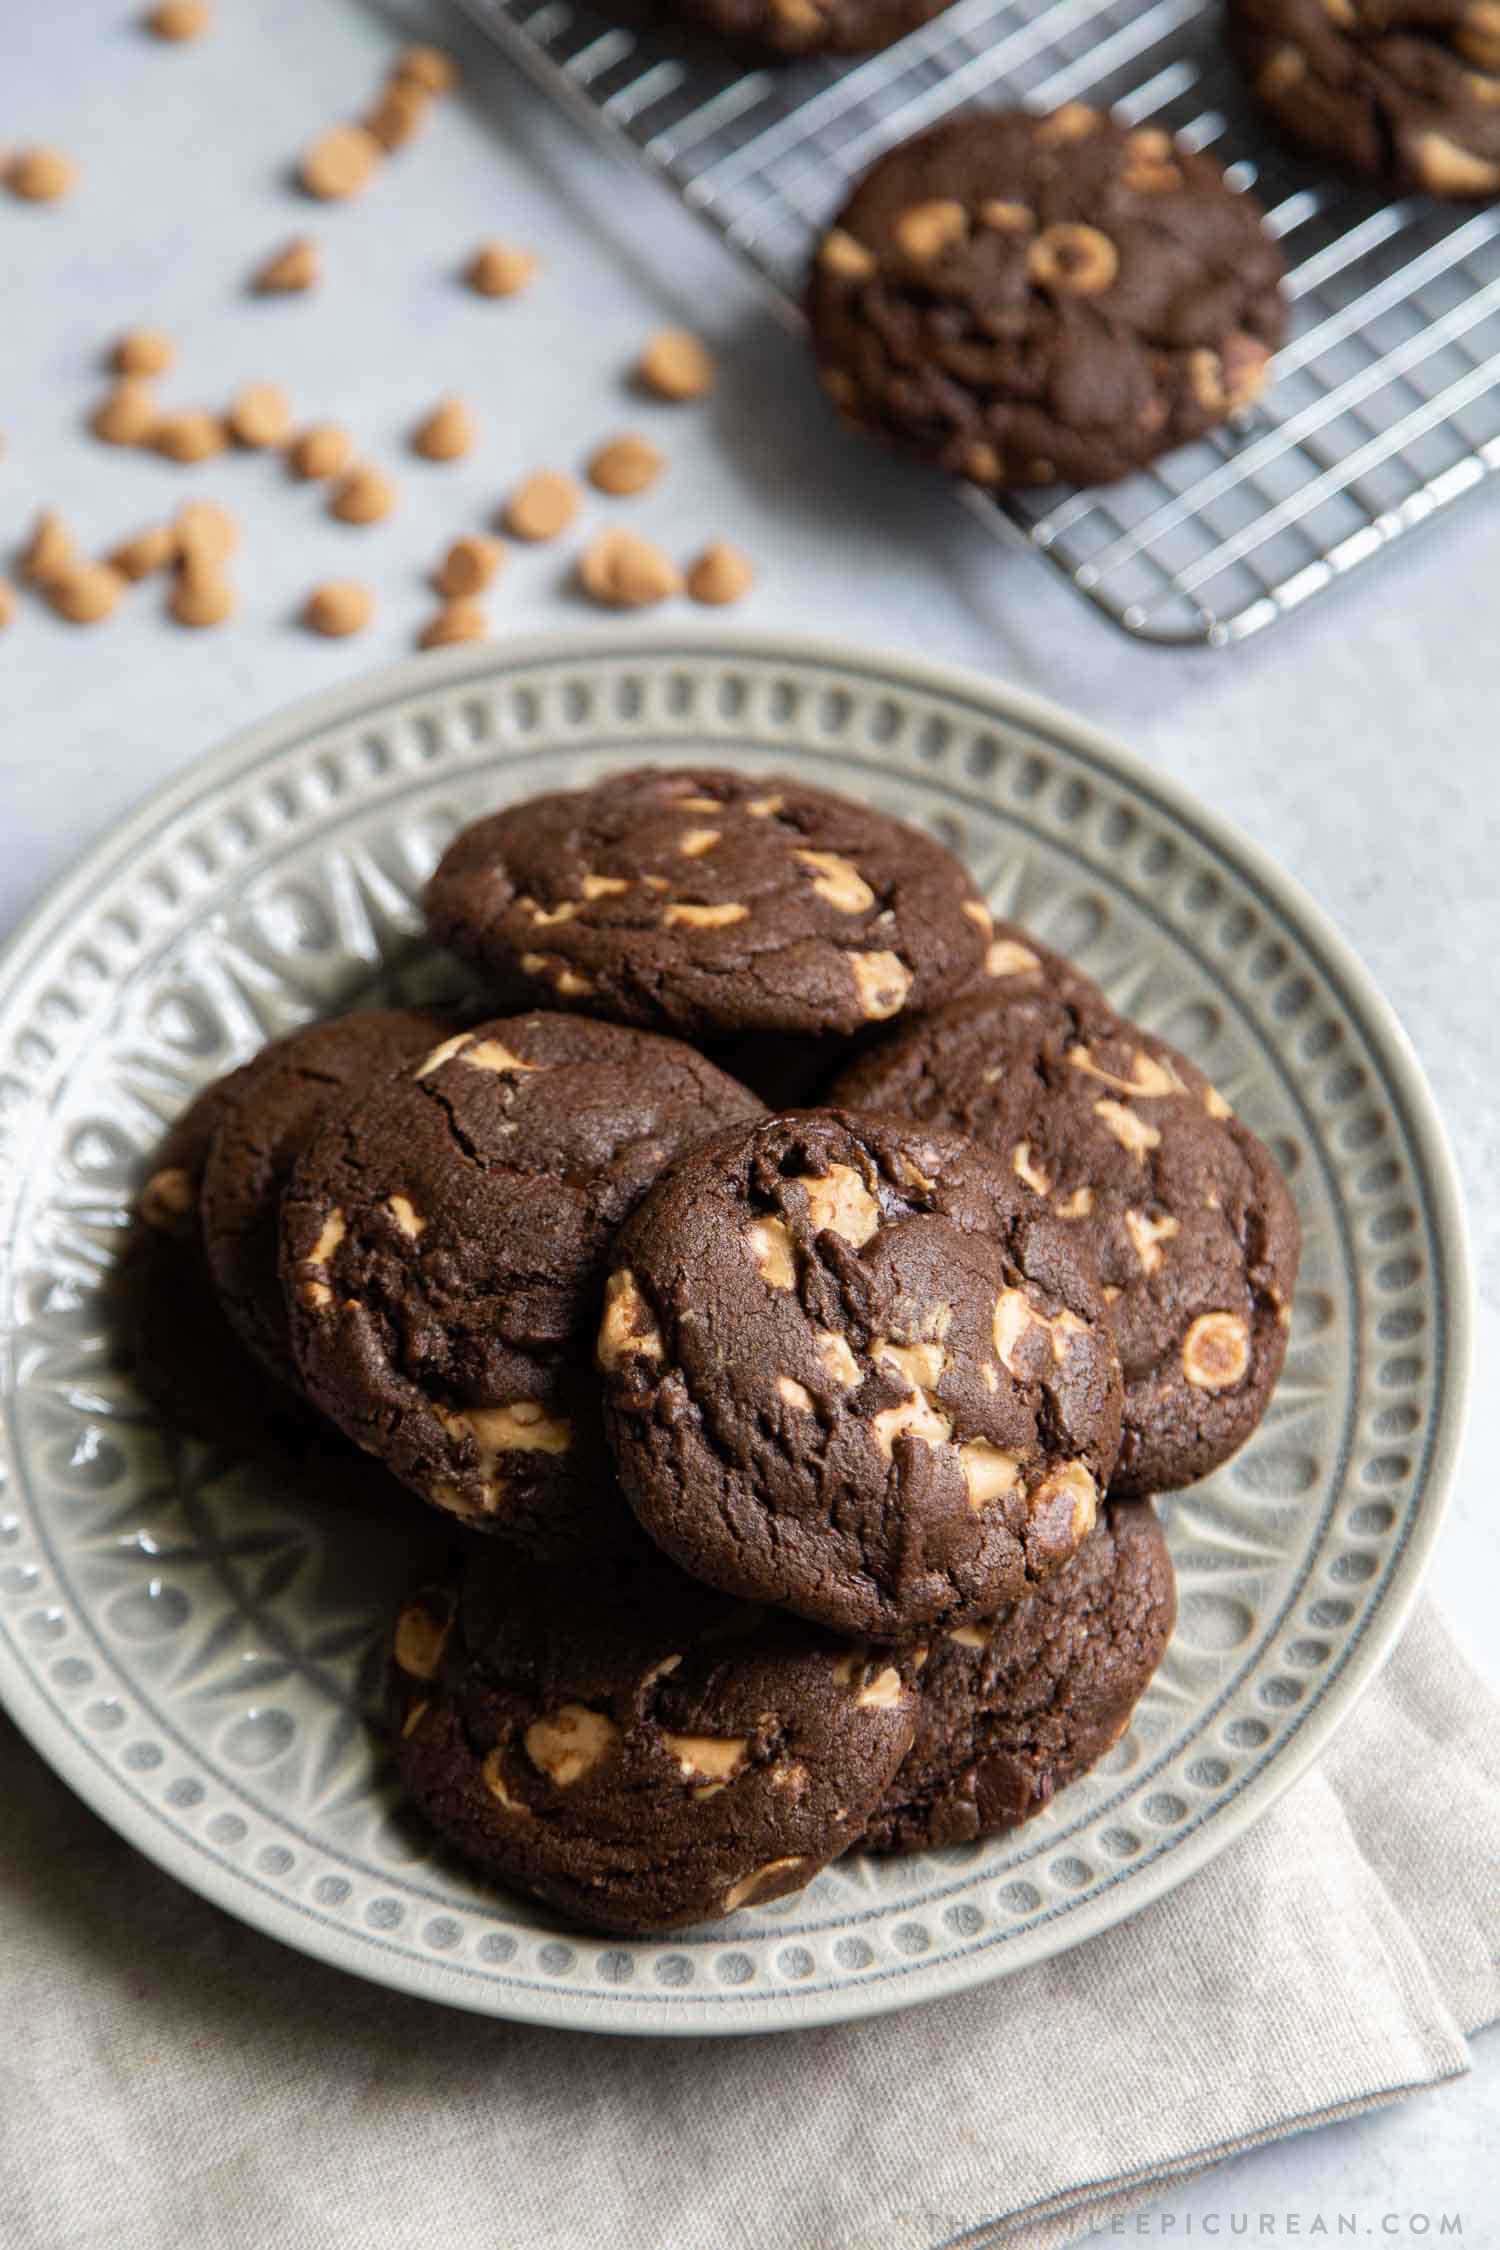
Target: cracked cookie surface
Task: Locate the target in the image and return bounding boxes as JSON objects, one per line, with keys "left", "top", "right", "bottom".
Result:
{"left": 281, "top": 1012, "right": 764, "bottom": 1554}
{"left": 1230, "top": 0, "right": 1500, "bottom": 196}
{"left": 829, "top": 972, "right": 1300, "bottom": 1495}
{"left": 423, "top": 766, "right": 990, "bottom": 1039}
{"left": 389, "top": 1540, "right": 918, "bottom": 1933}
{"left": 865, "top": 1498, "right": 1175, "bottom": 1852}
{"left": 599, "top": 1109, "right": 1123, "bottom": 1640}
{"left": 807, "top": 105, "right": 1286, "bottom": 489}
{"left": 201, "top": 1009, "right": 452, "bottom": 1385}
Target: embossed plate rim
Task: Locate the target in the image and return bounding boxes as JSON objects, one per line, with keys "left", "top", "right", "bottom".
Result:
{"left": 0, "top": 630, "right": 1474, "bottom": 2035}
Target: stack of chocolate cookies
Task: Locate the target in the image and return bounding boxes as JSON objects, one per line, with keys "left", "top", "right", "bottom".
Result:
{"left": 128, "top": 766, "right": 1299, "bottom": 1934}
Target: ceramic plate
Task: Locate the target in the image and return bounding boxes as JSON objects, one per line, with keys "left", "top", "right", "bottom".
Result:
{"left": 0, "top": 634, "right": 1471, "bottom": 2035}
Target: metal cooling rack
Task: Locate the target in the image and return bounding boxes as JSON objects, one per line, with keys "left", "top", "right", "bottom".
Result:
{"left": 454, "top": 0, "right": 1500, "bottom": 643}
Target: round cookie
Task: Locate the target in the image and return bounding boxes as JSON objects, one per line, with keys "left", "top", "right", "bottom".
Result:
{"left": 1230, "top": 0, "right": 1500, "bottom": 196}
{"left": 829, "top": 976, "right": 1300, "bottom": 1495}
{"left": 667, "top": 0, "right": 954, "bottom": 58}
{"left": 281, "top": 1013, "right": 765, "bottom": 1554}
{"left": 200, "top": 1009, "right": 452, "bottom": 1385}
{"left": 807, "top": 104, "right": 1286, "bottom": 489}
{"left": 390, "top": 1543, "right": 919, "bottom": 1933}
{"left": 865, "top": 1498, "right": 1176, "bottom": 1853}
{"left": 598, "top": 1109, "right": 1123, "bottom": 1640}
{"left": 423, "top": 766, "right": 991, "bottom": 1040}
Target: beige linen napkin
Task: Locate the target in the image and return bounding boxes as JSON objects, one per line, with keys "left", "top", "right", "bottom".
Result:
{"left": 0, "top": 1600, "right": 1494, "bottom": 2250}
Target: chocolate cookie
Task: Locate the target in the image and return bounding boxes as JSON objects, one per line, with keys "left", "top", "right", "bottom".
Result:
{"left": 390, "top": 1542, "right": 919, "bottom": 1933}
{"left": 865, "top": 1498, "right": 1175, "bottom": 1853}
{"left": 598, "top": 1110, "right": 1123, "bottom": 1640}
{"left": 200, "top": 1009, "right": 451, "bottom": 1386}
{"left": 807, "top": 105, "right": 1286, "bottom": 489}
{"left": 281, "top": 1013, "right": 764, "bottom": 1554}
{"left": 423, "top": 767, "right": 990, "bottom": 1040}
{"left": 829, "top": 977, "right": 1300, "bottom": 1495}
{"left": 1230, "top": 0, "right": 1500, "bottom": 196}
{"left": 667, "top": 0, "right": 953, "bottom": 58}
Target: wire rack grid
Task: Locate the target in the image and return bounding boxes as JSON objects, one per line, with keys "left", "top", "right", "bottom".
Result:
{"left": 454, "top": 0, "right": 1500, "bottom": 645}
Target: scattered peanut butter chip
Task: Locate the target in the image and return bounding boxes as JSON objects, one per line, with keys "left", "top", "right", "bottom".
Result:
{"left": 305, "top": 580, "right": 374, "bottom": 637}
{"left": 154, "top": 409, "right": 227, "bottom": 463}
{"left": 578, "top": 528, "right": 682, "bottom": 608}
{"left": 587, "top": 433, "right": 664, "bottom": 496}
{"left": 364, "top": 82, "right": 430, "bottom": 152}
{"left": 300, "top": 123, "right": 382, "bottom": 201}
{"left": 23, "top": 511, "right": 76, "bottom": 587}
{"left": 91, "top": 380, "right": 159, "bottom": 446}
{"left": 170, "top": 562, "right": 234, "bottom": 627}
{"left": 49, "top": 563, "right": 125, "bottom": 625}
{"left": 686, "top": 541, "right": 753, "bottom": 606}
{"left": 637, "top": 328, "right": 716, "bottom": 402}
{"left": 419, "top": 598, "right": 488, "bottom": 648}
{"left": 503, "top": 469, "right": 580, "bottom": 541}
{"left": 467, "top": 239, "right": 538, "bottom": 297}
{"left": 435, "top": 534, "right": 504, "bottom": 597}
{"left": 393, "top": 42, "right": 457, "bottom": 93}
{"left": 6, "top": 147, "right": 77, "bottom": 202}
{"left": 289, "top": 422, "right": 352, "bottom": 479}
{"left": 108, "top": 523, "right": 178, "bottom": 579}
{"left": 252, "top": 236, "right": 320, "bottom": 294}
{"left": 330, "top": 463, "right": 397, "bottom": 524}
{"left": 228, "top": 381, "right": 293, "bottom": 448}
{"left": 0, "top": 581, "right": 14, "bottom": 630}
{"left": 113, "top": 327, "right": 174, "bottom": 377}
{"left": 412, "top": 396, "right": 475, "bottom": 461}
{"left": 145, "top": 0, "right": 211, "bottom": 36}
{"left": 176, "top": 499, "right": 238, "bottom": 565}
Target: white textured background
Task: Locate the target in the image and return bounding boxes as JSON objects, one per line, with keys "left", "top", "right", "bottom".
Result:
{"left": 2, "top": 0, "right": 1495, "bottom": 2234}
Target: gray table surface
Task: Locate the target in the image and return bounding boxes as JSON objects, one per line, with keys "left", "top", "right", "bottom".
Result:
{"left": 3, "top": 0, "right": 1496, "bottom": 2237}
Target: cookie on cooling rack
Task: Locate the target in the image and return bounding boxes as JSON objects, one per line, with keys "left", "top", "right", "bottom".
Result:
{"left": 865, "top": 1498, "right": 1176, "bottom": 1853}
{"left": 1230, "top": 0, "right": 1500, "bottom": 196}
{"left": 807, "top": 104, "right": 1287, "bottom": 488}
{"left": 389, "top": 1543, "right": 919, "bottom": 1933}
{"left": 667, "top": 0, "right": 954, "bottom": 57}
{"left": 598, "top": 1110, "right": 1123, "bottom": 1641}
{"left": 828, "top": 972, "right": 1301, "bottom": 1497}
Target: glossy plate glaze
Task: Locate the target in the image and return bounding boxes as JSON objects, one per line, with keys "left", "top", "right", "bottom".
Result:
{"left": 0, "top": 634, "right": 1471, "bottom": 2034}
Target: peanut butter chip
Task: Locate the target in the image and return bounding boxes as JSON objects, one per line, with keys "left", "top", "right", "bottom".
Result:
{"left": 1093, "top": 1098, "right": 1162, "bottom": 1158}
{"left": 253, "top": 237, "right": 320, "bottom": 293}
{"left": 114, "top": 327, "right": 174, "bottom": 377}
{"left": 637, "top": 329, "right": 716, "bottom": 402}
{"left": 467, "top": 240, "right": 538, "bottom": 297}
{"left": 419, "top": 598, "right": 489, "bottom": 651}
{"left": 176, "top": 500, "right": 238, "bottom": 565}
{"left": 747, "top": 1218, "right": 796, "bottom": 1289}
{"left": 154, "top": 410, "right": 227, "bottom": 463}
{"left": 6, "top": 147, "right": 77, "bottom": 202}
{"left": 872, "top": 1391, "right": 953, "bottom": 1456}
{"left": 525, "top": 1704, "right": 617, "bottom": 1786}
{"left": 305, "top": 581, "right": 374, "bottom": 637}
{"left": 777, "top": 1375, "right": 814, "bottom": 1412}
{"left": 587, "top": 433, "right": 665, "bottom": 496}
{"left": 393, "top": 1601, "right": 449, "bottom": 1680}
{"left": 170, "top": 563, "right": 234, "bottom": 627}
{"left": 146, "top": 0, "right": 211, "bottom": 35}
{"left": 1028, "top": 1460, "right": 1097, "bottom": 1543}
{"left": 300, "top": 124, "right": 382, "bottom": 201}
{"left": 503, "top": 470, "right": 580, "bottom": 542}
{"left": 819, "top": 227, "right": 876, "bottom": 279}
{"left": 855, "top": 1666, "right": 904, "bottom": 1709}
{"left": 597, "top": 1270, "right": 664, "bottom": 1370}
{"left": 1124, "top": 1208, "right": 1180, "bottom": 1274}
{"left": 228, "top": 382, "right": 293, "bottom": 449}
{"left": 0, "top": 582, "right": 17, "bottom": 630}
{"left": 894, "top": 199, "right": 968, "bottom": 260}
{"left": 1012, "top": 1140, "right": 1051, "bottom": 1195}
{"left": 1411, "top": 131, "right": 1500, "bottom": 194}
{"left": 480, "top": 1748, "right": 529, "bottom": 1814}
{"left": 980, "top": 199, "right": 1034, "bottom": 233}
{"left": 92, "top": 381, "right": 159, "bottom": 446}
{"left": 723, "top": 1857, "right": 809, "bottom": 1912}
{"left": 364, "top": 83, "right": 430, "bottom": 152}
{"left": 1181, "top": 1311, "right": 1251, "bottom": 1390}
{"left": 795, "top": 848, "right": 874, "bottom": 913}
{"left": 1027, "top": 223, "right": 1119, "bottom": 296}
{"left": 140, "top": 1166, "right": 194, "bottom": 1229}
{"left": 1067, "top": 1042, "right": 1185, "bottom": 1098}
{"left": 686, "top": 543, "right": 753, "bottom": 606}
{"left": 578, "top": 529, "right": 682, "bottom": 608}
{"left": 330, "top": 464, "right": 397, "bottom": 524}
{"left": 24, "top": 512, "right": 76, "bottom": 587}
{"left": 436, "top": 534, "right": 505, "bottom": 597}
{"left": 987, "top": 936, "right": 1041, "bottom": 978}
{"left": 49, "top": 563, "right": 124, "bottom": 625}
{"left": 413, "top": 397, "right": 475, "bottom": 461}
{"left": 961, "top": 1441, "right": 1021, "bottom": 1508}
{"left": 393, "top": 42, "right": 457, "bottom": 93}
{"left": 1036, "top": 101, "right": 1099, "bottom": 143}
{"left": 289, "top": 422, "right": 352, "bottom": 479}
{"left": 662, "top": 1732, "right": 747, "bottom": 1782}
{"left": 797, "top": 1163, "right": 880, "bottom": 1246}
{"left": 848, "top": 950, "right": 912, "bottom": 1021}
{"left": 661, "top": 900, "right": 747, "bottom": 928}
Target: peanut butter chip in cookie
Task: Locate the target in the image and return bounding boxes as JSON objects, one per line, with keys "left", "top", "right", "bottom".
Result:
{"left": 526, "top": 1705, "right": 617, "bottom": 1786}
{"left": 1181, "top": 1311, "right": 1251, "bottom": 1389}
